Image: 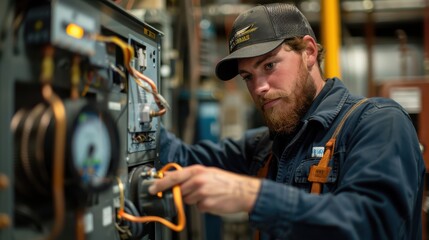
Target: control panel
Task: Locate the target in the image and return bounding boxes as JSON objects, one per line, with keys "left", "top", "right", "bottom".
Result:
{"left": 0, "top": 0, "right": 183, "bottom": 240}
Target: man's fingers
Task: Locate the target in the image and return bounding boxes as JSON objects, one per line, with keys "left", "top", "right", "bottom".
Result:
{"left": 148, "top": 165, "right": 200, "bottom": 194}
{"left": 148, "top": 171, "right": 182, "bottom": 194}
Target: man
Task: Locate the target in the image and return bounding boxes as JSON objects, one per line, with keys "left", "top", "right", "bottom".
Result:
{"left": 149, "top": 3, "right": 425, "bottom": 239}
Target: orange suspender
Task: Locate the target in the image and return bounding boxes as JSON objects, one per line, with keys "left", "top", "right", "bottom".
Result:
{"left": 254, "top": 152, "right": 272, "bottom": 240}
{"left": 308, "top": 98, "right": 368, "bottom": 194}
{"left": 256, "top": 152, "right": 273, "bottom": 178}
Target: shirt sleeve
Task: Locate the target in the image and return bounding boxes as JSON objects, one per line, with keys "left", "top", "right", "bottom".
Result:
{"left": 159, "top": 125, "right": 271, "bottom": 175}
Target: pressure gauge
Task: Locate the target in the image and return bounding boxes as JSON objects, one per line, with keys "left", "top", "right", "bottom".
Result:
{"left": 13, "top": 99, "right": 120, "bottom": 209}
{"left": 71, "top": 110, "right": 112, "bottom": 188}
{"left": 67, "top": 101, "right": 119, "bottom": 193}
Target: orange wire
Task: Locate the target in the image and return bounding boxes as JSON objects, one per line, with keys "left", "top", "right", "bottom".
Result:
{"left": 117, "top": 163, "right": 186, "bottom": 232}
{"left": 159, "top": 162, "right": 183, "bottom": 174}
{"left": 75, "top": 208, "right": 85, "bottom": 240}
{"left": 93, "top": 34, "right": 166, "bottom": 117}
{"left": 92, "top": 35, "right": 134, "bottom": 73}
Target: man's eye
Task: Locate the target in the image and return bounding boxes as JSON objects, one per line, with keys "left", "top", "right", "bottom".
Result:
{"left": 265, "top": 62, "right": 275, "bottom": 71}
{"left": 241, "top": 75, "right": 251, "bottom": 81}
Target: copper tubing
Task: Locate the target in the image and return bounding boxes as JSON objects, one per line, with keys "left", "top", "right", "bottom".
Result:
{"left": 130, "top": 67, "right": 167, "bottom": 117}
{"left": 10, "top": 109, "right": 27, "bottom": 133}
{"left": 40, "top": 46, "right": 55, "bottom": 84}
{"left": 70, "top": 55, "right": 81, "bottom": 100}
{"left": 39, "top": 45, "right": 67, "bottom": 240}
{"left": 20, "top": 103, "right": 48, "bottom": 195}
{"left": 75, "top": 209, "right": 85, "bottom": 240}
{"left": 35, "top": 107, "right": 53, "bottom": 186}
{"left": 94, "top": 34, "right": 167, "bottom": 117}
{"left": 41, "top": 84, "right": 67, "bottom": 240}
{"left": 130, "top": 67, "right": 158, "bottom": 93}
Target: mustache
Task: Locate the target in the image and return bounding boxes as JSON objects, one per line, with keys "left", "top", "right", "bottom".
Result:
{"left": 258, "top": 93, "right": 289, "bottom": 105}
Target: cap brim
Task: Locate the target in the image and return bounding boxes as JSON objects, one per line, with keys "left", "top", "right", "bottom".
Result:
{"left": 215, "top": 39, "right": 284, "bottom": 81}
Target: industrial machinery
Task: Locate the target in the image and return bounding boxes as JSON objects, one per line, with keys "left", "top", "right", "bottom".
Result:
{"left": 0, "top": 0, "right": 184, "bottom": 239}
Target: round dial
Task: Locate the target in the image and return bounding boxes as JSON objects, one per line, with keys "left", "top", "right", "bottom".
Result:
{"left": 71, "top": 111, "right": 112, "bottom": 188}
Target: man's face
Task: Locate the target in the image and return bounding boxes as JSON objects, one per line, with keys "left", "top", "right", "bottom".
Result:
{"left": 237, "top": 44, "right": 316, "bottom": 134}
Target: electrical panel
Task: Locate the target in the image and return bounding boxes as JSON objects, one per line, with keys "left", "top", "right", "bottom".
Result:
{"left": 0, "top": 0, "right": 181, "bottom": 239}
{"left": 127, "top": 36, "right": 162, "bottom": 164}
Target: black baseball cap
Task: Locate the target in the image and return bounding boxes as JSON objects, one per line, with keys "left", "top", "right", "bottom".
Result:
{"left": 215, "top": 3, "right": 316, "bottom": 81}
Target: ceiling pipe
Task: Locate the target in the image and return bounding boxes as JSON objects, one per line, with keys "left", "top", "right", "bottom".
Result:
{"left": 342, "top": 0, "right": 424, "bottom": 12}
{"left": 321, "top": 0, "right": 342, "bottom": 79}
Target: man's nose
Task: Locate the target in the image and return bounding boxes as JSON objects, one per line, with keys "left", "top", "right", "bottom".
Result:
{"left": 252, "top": 76, "right": 270, "bottom": 96}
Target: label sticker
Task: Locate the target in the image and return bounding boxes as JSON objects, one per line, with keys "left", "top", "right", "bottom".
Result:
{"left": 312, "top": 147, "right": 325, "bottom": 158}
{"left": 84, "top": 213, "right": 93, "bottom": 233}
{"left": 102, "top": 206, "right": 112, "bottom": 227}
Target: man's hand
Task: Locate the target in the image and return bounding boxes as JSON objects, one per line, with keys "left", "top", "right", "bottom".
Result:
{"left": 148, "top": 165, "right": 261, "bottom": 215}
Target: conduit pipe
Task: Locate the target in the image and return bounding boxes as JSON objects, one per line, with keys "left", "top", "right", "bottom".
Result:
{"left": 321, "top": 0, "right": 342, "bottom": 79}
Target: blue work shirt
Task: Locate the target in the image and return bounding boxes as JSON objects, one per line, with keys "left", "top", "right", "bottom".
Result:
{"left": 159, "top": 78, "right": 425, "bottom": 240}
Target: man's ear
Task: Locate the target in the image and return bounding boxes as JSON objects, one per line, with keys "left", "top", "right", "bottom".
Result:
{"left": 303, "top": 35, "right": 317, "bottom": 69}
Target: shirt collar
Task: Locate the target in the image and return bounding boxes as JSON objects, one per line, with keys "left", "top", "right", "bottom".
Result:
{"left": 304, "top": 78, "right": 349, "bottom": 129}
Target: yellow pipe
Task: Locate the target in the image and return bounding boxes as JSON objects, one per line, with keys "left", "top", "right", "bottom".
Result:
{"left": 321, "top": 0, "right": 341, "bottom": 79}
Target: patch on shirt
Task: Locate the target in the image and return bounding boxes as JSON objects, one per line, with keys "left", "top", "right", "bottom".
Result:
{"left": 312, "top": 147, "right": 325, "bottom": 158}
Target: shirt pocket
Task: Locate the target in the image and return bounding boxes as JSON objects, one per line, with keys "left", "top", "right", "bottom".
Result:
{"left": 294, "top": 157, "right": 339, "bottom": 193}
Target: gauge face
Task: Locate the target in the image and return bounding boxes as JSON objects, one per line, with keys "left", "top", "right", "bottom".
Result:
{"left": 72, "top": 111, "right": 112, "bottom": 188}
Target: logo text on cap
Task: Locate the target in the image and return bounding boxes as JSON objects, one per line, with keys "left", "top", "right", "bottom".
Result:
{"left": 229, "top": 24, "right": 258, "bottom": 52}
